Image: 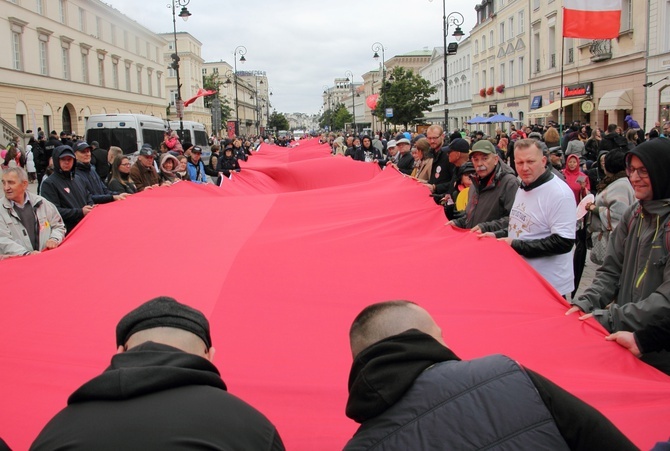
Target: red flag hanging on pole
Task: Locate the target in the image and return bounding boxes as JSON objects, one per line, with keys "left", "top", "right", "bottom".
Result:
{"left": 563, "top": 0, "right": 622, "bottom": 39}
{"left": 183, "top": 88, "right": 217, "bottom": 107}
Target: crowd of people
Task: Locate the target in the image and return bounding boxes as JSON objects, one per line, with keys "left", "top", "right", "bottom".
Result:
{"left": 323, "top": 120, "right": 670, "bottom": 375}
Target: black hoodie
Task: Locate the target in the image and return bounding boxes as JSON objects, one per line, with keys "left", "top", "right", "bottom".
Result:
{"left": 627, "top": 137, "right": 670, "bottom": 200}
{"left": 39, "top": 146, "right": 93, "bottom": 233}
{"left": 31, "top": 342, "right": 284, "bottom": 451}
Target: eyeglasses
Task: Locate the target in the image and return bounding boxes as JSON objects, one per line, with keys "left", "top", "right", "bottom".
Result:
{"left": 120, "top": 163, "right": 131, "bottom": 167}
{"left": 626, "top": 165, "right": 649, "bottom": 179}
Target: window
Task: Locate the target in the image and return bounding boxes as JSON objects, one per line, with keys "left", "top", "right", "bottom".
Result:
{"left": 519, "top": 56, "right": 525, "bottom": 84}
{"left": 59, "top": 0, "right": 66, "bottom": 24}
{"left": 82, "top": 53, "right": 89, "bottom": 83}
{"left": 482, "top": 35, "right": 486, "bottom": 50}
{"left": 135, "top": 37, "right": 140, "bottom": 56}
{"left": 11, "top": 30, "right": 23, "bottom": 71}
{"left": 125, "top": 63, "right": 131, "bottom": 92}
{"left": 96, "top": 16, "right": 102, "bottom": 39}
{"left": 78, "top": 7, "right": 86, "bottom": 32}
{"left": 112, "top": 59, "right": 119, "bottom": 89}
{"left": 168, "top": 67, "right": 176, "bottom": 78}
{"left": 43, "top": 115, "right": 51, "bottom": 133}
{"left": 549, "top": 25, "right": 556, "bottom": 68}
{"left": 533, "top": 0, "right": 540, "bottom": 10}
{"left": 123, "top": 30, "right": 128, "bottom": 50}
{"left": 170, "top": 90, "right": 177, "bottom": 106}
{"left": 474, "top": 71, "right": 479, "bottom": 91}
{"left": 147, "top": 70, "right": 152, "bottom": 96}
{"left": 202, "top": 68, "right": 207, "bottom": 75}
{"left": 489, "top": 31, "right": 494, "bottom": 47}
{"left": 482, "top": 70, "right": 486, "bottom": 88}
{"left": 36, "top": 0, "right": 44, "bottom": 15}
{"left": 518, "top": 10, "right": 525, "bottom": 34}
{"left": 39, "top": 39, "right": 49, "bottom": 75}
{"left": 475, "top": 39, "right": 479, "bottom": 53}
{"left": 565, "top": 38, "right": 574, "bottom": 63}
{"left": 16, "top": 115, "right": 25, "bottom": 132}
{"left": 213, "top": 67, "right": 219, "bottom": 74}
{"left": 500, "top": 23, "right": 505, "bottom": 43}
{"left": 111, "top": 24, "right": 116, "bottom": 46}
{"left": 157, "top": 73, "right": 162, "bottom": 98}
{"left": 509, "top": 17, "right": 514, "bottom": 37}
{"left": 137, "top": 67, "right": 142, "bottom": 94}
{"left": 62, "top": 47, "right": 70, "bottom": 80}
{"left": 490, "top": 67, "right": 495, "bottom": 86}
{"left": 500, "top": 63, "right": 505, "bottom": 85}
{"left": 98, "top": 55, "right": 104, "bottom": 87}
{"left": 620, "top": 0, "right": 633, "bottom": 32}
{"left": 146, "top": 42, "right": 151, "bottom": 60}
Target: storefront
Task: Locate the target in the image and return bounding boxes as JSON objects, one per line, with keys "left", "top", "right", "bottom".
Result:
{"left": 527, "top": 82, "right": 594, "bottom": 126}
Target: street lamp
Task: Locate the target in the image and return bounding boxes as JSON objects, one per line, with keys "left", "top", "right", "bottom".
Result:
{"left": 322, "top": 85, "right": 333, "bottom": 132}
{"left": 372, "top": 42, "right": 387, "bottom": 133}
{"left": 167, "top": 0, "right": 191, "bottom": 137}
{"left": 223, "top": 46, "right": 246, "bottom": 136}
{"left": 430, "top": 0, "right": 464, "bottom": 131}
{"left": 345, "top": 70, "right": 357, "bottom": 134}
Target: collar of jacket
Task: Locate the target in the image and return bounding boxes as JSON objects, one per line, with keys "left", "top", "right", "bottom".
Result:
{"left": 520, "top": 166, "right": 553, "bottom": 191}
{"left": 346, "top": 329, "right": 459, "bottom": 423}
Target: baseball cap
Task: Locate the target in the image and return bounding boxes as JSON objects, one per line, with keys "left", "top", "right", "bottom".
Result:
{"left": 448, "top": 138, "right": 470, "bottom": 153}
{"left": 57, "top": 145, "right": 76, "bottom": 159}
{"left": 75, "top": 142, "right": 92, "bottom": 152}
{"left": 470, "top": 140, "right": 497, "bottom": 155}
{"left": 387, "top": 140, "right": 397, "bottom": 148}
{"left": 191, "top": 146, "right": 202, "bottom": 154}
{"left": 116, "top": 296, "right": 212, "bottom": 348}
{"left": 396, "top": 138, "right": 411, "bottom": 145}
{"left": 139, "top": 144, "right": 155, "bottom": 156}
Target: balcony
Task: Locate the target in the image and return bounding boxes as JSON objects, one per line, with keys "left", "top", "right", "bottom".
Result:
{"left": 590, "top": 39, "right": 612, "bottom": 62}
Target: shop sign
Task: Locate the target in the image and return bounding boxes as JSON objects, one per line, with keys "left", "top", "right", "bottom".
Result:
{"left": 563, "top": 82, "right": 593, "bottom": 98}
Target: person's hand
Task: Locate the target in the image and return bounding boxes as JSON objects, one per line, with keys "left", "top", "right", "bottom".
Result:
{"left": 498, "top": 237, "right": 514, "bottom": 245}
{"left": 471, "top": 225, "right": 482, "bottom": 234}
{"left": 44, "top": 239, "right": 59, "bottom": 250}
{"left": 113, "top": 193, "right": 128, "bottom": 201}
{"left": 445, "top": 220, "right": 454, "bottom": 227}
{"left": 606, "top": 331, "right": 641, "bottom": 357}
{"left": 82, "top": 205, "right": 94, "bottom": 216}
{"left": 565, "top": 305, "right": 594, "bottom": 321}
{"left": 162, "top": 181, "right": 172, "bottom": 187}
{"left": 478, "top": 232, "right": 496, "bottom": 239}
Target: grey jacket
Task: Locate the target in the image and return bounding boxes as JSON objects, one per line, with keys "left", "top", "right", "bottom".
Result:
{"left": 0, "top": 192, "right": 66, "bottom": 256}
{"left": 453, "top": 161, "right": 519, "bottom": 230}
{"left": 587, "top": 176, "right": 635, "bottom": 236}
{"left": 573, "top": 199, "right": 670, "bottom": 332}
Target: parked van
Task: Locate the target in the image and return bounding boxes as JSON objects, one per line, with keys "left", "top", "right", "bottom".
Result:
{"left": 85, "top": 114, "right": 166, "bottom": 155}
{"left": 169, "top": 121, "right": 211, "bottom": 162}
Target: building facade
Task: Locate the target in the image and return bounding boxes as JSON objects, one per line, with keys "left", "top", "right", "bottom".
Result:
{"left": 2, "top": 0, "right": 168, "bottom": 143}
{"left": 644, "top": 0, "right": 670, "bottom": 129}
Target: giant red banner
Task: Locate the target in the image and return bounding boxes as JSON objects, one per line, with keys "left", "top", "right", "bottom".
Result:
{"left": 1, "top": 139, "right": 669, "bottom": 449}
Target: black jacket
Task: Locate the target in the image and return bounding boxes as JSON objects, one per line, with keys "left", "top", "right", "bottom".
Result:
{"left": 75, "top": 162, "right": 116, "bottom": 200}
{"left": 428, "top": 146, "right": 455, "bottom": 198}
{"left": 31, "top": 342, "right": 284, "bottom": 451}
{"left": 90, "top": 147, "right": 111, "bottom": 181}
{"left": 345, "top": 330, "right": 636, "bottom": 451}
{"left": 40, "top": 146, "right": 94, "bottom": 233}
{"left": 216, "top": 153, "right": 241, "bottom": 178}
{"left": 600, "top": 132, "right": 628, "bottom": 152}
{"left": 396, "top": 152, "right": 414, "bottom": 175}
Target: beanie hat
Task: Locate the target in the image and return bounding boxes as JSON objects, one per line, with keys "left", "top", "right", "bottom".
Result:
{"left": 116, "top": 296, "right": 212, "bottom": 348}
{"left": 626, "top": 137, "right": 670, "bottom": 200}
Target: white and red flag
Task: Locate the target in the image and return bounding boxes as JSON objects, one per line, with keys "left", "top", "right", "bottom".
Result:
{"left": 183, "top": 88, "right": 217, "bottom": 107}
{"left": 563, "top": 0, "right": 622, "bottom": 39}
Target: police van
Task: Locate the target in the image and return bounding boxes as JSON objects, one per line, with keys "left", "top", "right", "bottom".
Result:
{"left": 168, "top": 121, "right": 211, "bottom": 162}
{"left": 85, "top": 114, "right": 166, "bottom": 155}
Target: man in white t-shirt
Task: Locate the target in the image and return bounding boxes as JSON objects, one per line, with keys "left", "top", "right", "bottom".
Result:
{"left": 482, "top": 139, "right": 576, "bottom": 296}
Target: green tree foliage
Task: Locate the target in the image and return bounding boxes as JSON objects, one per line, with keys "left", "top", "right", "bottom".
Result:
{"left": 319, "top": 103, "right": 353, "bottom": 131}
{"left": 203, "top": 73, "right": 233, "bottom": 125}
{"left": 373, "top": 67, "right": 438, "bottom": 129}
{"left": 268, "top": 111, "right": 290, "bottom": 131}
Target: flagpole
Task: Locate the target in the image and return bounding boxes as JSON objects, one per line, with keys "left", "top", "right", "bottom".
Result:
{"left": 559, "top": 34, "right": 565, "bottom": 137}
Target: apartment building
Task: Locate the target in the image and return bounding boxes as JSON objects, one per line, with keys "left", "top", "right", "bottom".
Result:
{"left": 2, "top": 0, "right": 168, "bottom": 140}
{"left": 644, "top": 0, "right": 670, "bottom": 129}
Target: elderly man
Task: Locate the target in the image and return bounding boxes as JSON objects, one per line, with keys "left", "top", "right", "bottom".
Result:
{"left": 130, "top": 144, "right": 161, "bottom": 191}
{"left": 31, "top": 296, "right": 284, "bottom": 450}
{"left": 344, "top": 300, "right": 636, "bottom": 450}
{"left": 447, "top": 140, "right": 518, "bottom": 231}
{"left": 483, "top": 139, "right": 576, "bottom": 296}
{"left": 1, "top": 167, "right": 65, "bottom": 257}
{"left": 567, "top": 137, "right": 670, "bottom": 374}
{"left": 394, "top": 138, "right": 414, "bottom": 175}
{"left": 383, "top": 140, "right": 399, "bottom": 167}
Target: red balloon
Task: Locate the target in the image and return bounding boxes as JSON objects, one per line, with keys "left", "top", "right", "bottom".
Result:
{"left": 366, "top": 94, "right": 379, "bottom": 110}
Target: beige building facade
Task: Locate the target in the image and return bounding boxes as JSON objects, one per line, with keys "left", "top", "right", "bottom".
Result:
{"left": 644, "top": 0, "right": 670, "bottom": 129}
{"left": 1, "top": 0, "right": 168, "bottom": 144}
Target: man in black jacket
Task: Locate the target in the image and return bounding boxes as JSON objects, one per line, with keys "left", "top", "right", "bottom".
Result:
{"left": 344, "top": 301, "right": 636, "bottom": 451}
{"left": 73, "top": 141, "right": 126, "bottom": 201}
{"left": 31, "top": 296, "right": 284, "bottom": 451}
{"left": 424, "top": 125, "right": 454, "bottom": 208}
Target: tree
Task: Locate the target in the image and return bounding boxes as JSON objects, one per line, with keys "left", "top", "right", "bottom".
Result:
{"left": 331, "top": 103, "right": 353, "bottom": 131}
{"left": 373, "top": 67, "right": 438, "bottom": 129}
{"left": 318, "top": 109, "right": 334, "bottom": 130}
{"left": 268, "top": 111, "right": 290, "bottom": 131}
{"left": 203, "top": 73, "right": 233, "bottom": 126}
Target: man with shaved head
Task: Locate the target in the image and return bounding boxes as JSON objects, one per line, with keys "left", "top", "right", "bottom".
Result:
{"left": 344, "top": 301, "right": 635, "bottom": 450}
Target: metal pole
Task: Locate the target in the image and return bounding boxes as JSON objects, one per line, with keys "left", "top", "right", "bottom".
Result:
{"left": 345, "top": 70, "right": 356, "bottom": 134}
{"left": 442, "top": 1, "right": 448, "bottom": 129}
{"left": 372, "top": 42, "right": 386, "bottom": 133}
{"left": 232, "top": 46, "right": 246, "bottom": 136}
{"left": 171, "top": 1, "right": 184, "bottom": 135}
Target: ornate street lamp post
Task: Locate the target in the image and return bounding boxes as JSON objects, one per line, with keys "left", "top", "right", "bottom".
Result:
{"left": 372, "top": 42, "right": 386, "bottom": 133}
{"left": 345, "top": 70, "right": 356, "bottom": 134}
{"left": 224, "top": 46, "right": 246, "bottom": 136}
{"left": 167, "top": 0, "right": 191, "bottom": 136}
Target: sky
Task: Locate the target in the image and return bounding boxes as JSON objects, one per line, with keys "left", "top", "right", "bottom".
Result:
{"left": 106, "top": 0, "right": 478, "bottom": 116}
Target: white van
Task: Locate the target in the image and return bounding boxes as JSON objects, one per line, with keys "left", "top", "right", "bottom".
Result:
{"left": 168, "top": 121, "right": 211, "bottom": 163}
{"left": 85, "top": 114, "right": 166, "bottom": 155}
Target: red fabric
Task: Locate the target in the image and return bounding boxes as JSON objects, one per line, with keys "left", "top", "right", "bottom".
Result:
{"left": 563, "top": 8, "right": 621, "bottom": 39}
{"left": 1, "top": 139, "right": 669, "bottom": 449}
{"left": 183, "top": 88, "right": 217, "bottom": 107}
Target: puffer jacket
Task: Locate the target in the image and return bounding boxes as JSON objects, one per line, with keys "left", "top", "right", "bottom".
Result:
{"left": 453, "top": 161, "right": 519, "bottom": 230}
{"left": 0, "top": 192, "right": 66, "bottom": 256}
{"left": 574, "top": 199, "right": 670, "bottom": 333}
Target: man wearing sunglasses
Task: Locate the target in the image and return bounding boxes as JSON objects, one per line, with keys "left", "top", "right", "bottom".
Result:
{"left": 567, "top": 137, "right": 670, "bottom": 374}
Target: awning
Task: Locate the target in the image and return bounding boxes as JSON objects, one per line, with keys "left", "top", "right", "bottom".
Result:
{"left": 598, "top": 89, "right": 633, "bottom": 111}
{"left": 527, "top": 97, "right": 586, "bottom": 117}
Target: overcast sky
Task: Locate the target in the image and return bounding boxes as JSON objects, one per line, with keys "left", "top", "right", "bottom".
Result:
{"left": 107, "top": 0, "right": 478, "bottom": 115}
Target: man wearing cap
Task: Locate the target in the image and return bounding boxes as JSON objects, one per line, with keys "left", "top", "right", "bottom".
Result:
{"left": 395, "top": 138, "right": 414, "bottom": 175}
{"left": 382, "top": 140, "right": 399, "bottom": 167}
{"left": 130, "top": 145, "right": 161, "bottom": 191}
{"left": 482, "top": 139, "right": 576, "bottom": 297}
{"left": 567, "top": 138, "right": 670, "bottom": 374}
{"left": 1, "top": 167, "right": 65, "bottom": 257}
{"left": 40, "top": 145, "right": 98, "bottom": 233}
{"left": 447, "top": 140, "right": 519, "bottom": 231}
{"left": 186, "top": 146, "right": 209, "bottom": 184}
{"left": 31, "top": 296, "right": 285, "bottom": 450}
{"left": 74, "top": 142, "right": 127, "bottom": 202}
{"left": 440, "top": 138, "right": 471, "bottom": 219}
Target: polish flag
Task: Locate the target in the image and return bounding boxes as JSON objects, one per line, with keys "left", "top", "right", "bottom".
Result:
{"left": 563, "top": 0, "right": 622, "bottom": 39}
{"left": 183, "top": 88, "right": 217, "bottom": 107}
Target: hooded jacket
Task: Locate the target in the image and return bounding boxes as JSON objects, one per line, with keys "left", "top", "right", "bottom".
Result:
{"left": 31, "top": 342, "right": 284, "bottom": 451}
{"left": 216, "top": 151, "right": 241, "bottom": 178}
{"left": 344, "top": 330, "right": 635, "bottom": 451}
{"left": 39, "top": 146, "right": 94, "bottom": 233}
{"left": 563, "top": 154, "right": 590, "bottom": 204}
{"left": 186, "top": 156, "right": 208, "bottom": 184}
{"left": 453, "top": 161, "right": 519, "bottom": 230}
{"left": 159, "top": 153, "right": 181, "bottom": 184}
{"left": 574, "top": 139, "right": 670, "bottom": 334}
{"left": 74, "top": 161, "right": 116, "bottom": 201}
{"left": 600, "top": 131, "right": 628, "bottom": 152}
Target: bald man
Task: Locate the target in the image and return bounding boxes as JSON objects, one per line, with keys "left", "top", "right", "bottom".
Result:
{"left": 344, "top": 301, "right": 635, "bottom": 450}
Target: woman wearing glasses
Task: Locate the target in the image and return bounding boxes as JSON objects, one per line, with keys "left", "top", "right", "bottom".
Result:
{"left": 107, "top": 156, "right": 137, "bottom": 194}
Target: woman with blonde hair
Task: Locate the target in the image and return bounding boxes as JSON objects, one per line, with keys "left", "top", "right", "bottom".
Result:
{"left": 543, "top": 126, "right": 560, "bottom": 148}
{"left": 410, "top": 138, "right": 434, "bottom": 182}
